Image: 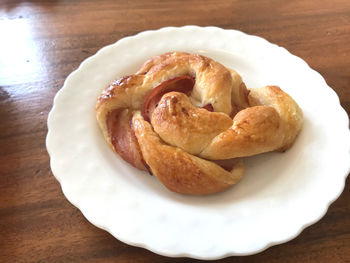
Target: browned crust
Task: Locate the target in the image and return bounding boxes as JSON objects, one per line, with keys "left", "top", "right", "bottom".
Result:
{"left": 95, "top": 52, "right": 303, "bottom": 195}
{"left": 151, "top": 92, "right": 233, "bottom": 155}
{"left": 132, "top": 112, "right": 244, "bottom": 195}
{"left": 248, "top": 86, "right": 303, "bottom": 151}
{"left": 200, "top": 106, "right": 285, "bottom": 159}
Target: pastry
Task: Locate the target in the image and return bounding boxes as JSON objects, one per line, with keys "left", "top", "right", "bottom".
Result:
{"left": 96, "top": 52, "right": 303, "bottom": 195}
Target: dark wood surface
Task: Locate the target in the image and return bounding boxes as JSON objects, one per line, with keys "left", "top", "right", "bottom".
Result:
{"left": 1, "top": 0, "right": 349, "bottom": 262}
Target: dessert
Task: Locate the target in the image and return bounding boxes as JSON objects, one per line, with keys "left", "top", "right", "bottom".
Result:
{"left": 96, "top": 52, "right": 303, "bottom": 195}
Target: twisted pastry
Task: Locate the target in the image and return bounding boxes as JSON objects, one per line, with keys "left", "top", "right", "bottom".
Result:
{"left": 96, "top": 52, "right": 303, "bottom": 195}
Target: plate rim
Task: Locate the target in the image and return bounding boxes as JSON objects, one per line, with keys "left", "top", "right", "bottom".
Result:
{"left": 46, "top": 25, "right": 350, "bottom": 259}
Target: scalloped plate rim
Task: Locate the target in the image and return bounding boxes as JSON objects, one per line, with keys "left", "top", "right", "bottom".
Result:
{"left": 46, "top": 25, "right": 350, "bottom": 259}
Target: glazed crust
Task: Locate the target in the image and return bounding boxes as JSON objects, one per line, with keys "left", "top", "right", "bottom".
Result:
{"left": 95, "top": 52, "right": 303, "bottom": 195}
{"left": 133, "top": 112, "right": 244, "bottom": 195}
{"left": 151, "top": 92, "right": 234, "bottom": 155}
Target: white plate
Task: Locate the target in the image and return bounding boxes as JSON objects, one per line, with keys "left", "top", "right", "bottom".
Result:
{"left": 46, "top": 26, "right": 350, "bottom": 259}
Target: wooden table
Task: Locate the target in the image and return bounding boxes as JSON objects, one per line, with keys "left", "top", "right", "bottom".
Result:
{"left": 1, "top": 1, "right": 349, "bottom": 262}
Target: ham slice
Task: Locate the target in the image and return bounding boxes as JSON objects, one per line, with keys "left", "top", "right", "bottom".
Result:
{"left": 142, "top": 76, "right": 195, "bottom": 122}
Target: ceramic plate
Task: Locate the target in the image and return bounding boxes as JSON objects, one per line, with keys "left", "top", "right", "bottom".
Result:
{"left": 46, "top": 26, "right": 350, "bottom": 259}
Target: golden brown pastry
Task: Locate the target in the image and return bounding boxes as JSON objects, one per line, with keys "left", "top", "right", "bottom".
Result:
{"left": 96, "top": 52, "right": 303, "bottom": 195}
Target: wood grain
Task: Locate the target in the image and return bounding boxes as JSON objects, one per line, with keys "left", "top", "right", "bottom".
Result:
{"left": 0, "top": 0, "right": 349, "bottom": 262}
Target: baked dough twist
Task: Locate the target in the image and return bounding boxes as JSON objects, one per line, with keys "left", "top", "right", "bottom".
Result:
{"left": 96, "top": 52, "right": 303, "bottom": 195}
